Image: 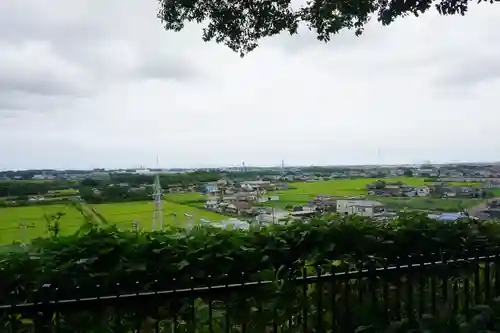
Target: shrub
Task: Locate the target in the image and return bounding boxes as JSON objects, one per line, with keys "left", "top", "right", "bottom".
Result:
{"left": 1, "top": 213, "right": 500, "bottom": 301}
{"left": 1, "top": 211, "right": 500, "bottom": 332}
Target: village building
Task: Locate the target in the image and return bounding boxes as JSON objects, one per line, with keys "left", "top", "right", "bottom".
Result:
{"left": 336, "top": 199, "right": 387, "bottom": 217}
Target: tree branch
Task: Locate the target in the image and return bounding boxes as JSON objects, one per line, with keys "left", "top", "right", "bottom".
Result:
{"left": 158, "top": 0, "right": 495, "bottom": 56}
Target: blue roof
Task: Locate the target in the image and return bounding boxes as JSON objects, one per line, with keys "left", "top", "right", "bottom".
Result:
{"left": 428, "top": 212, "right": 467, "bottom": 221}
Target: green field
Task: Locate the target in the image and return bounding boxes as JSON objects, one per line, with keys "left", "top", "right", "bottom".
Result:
{"left": 489, "top": 189, "right": 500, "bottom": 196}
{"left": 163, "top": 192, "right": 205, "bottom": 203}
{"left": 372, "top": 197, "right": 481, "bottom": 212}
{"left": 265, "top": 177, "right": 484, "bottom": 210}
{"left": 0, "top": 200, "right": 226, "bottom": 244}
{"left": 267, "top": 177, "right": 420, "bottom": 204}
{"left": 284, "top": 178, "right": 480, "bottom": 196}
{"left": 276, "top": 178, "right": 423, "bottom": 197}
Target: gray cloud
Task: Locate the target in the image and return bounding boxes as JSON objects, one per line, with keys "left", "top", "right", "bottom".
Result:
{"left": 437, "top": 56, "right": 500, "bottom": 88}
{"left": 0, "top": 41, "right": 92, "bottom": 98}
{"left": 0, "top": 0, "right": 500, "bottom": 169}
{"left": 0, "top": 1, "right": 199, "bottom": 111}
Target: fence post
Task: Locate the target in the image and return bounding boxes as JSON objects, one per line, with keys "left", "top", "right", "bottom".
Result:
{"left": 132, "top": 219, "right": 140, "bottom": 232}
{"left": 36, "top": 284, "right": 53, "bottom": 333}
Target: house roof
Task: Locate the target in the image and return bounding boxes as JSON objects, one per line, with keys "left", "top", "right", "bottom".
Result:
{"left": 428, "top": 212, "right": 467, "bottom": 221}
{"left": 339, "top": 199, "right": 384, "bottom": 207}
{"left": 234, "top": 192, "right": 253, "bottom": 197}
{"left": 241, "top": 180, "right": 271, "bottom": 185}
{"left": 233, "top": 201, "right": 253, "bottom": 209}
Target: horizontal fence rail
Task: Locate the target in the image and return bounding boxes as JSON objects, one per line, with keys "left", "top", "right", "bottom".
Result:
{"left": 2, "top": 253, "right": 500, "bottom": 332}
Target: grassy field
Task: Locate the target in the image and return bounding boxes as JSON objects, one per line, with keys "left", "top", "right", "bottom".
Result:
{"left": 0, "top": 200, "right": 227, "bottom": 244}
{"left": 265, "top": 177, "right": 484, "bottom": 210}
{"left": 489, "top": 189, "right": 500, "bottom": 196}
{"left": 283, "top": 178, "right": 481, "bottom": 196}
{"left": 372, "top": 197, "right": 481, "bottom": 212}
{"left": 266, "top": 178, "right": 418, "bottom": 205}
{"left": 163, "top": 192, "right": 205, "bottom": 203}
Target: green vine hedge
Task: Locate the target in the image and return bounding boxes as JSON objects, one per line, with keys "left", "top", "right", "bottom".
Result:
{"left": 0, "top": 211, "right": 500, "bottom": 303}
{"left": 1, "top": 210, "right": 500, "bottom": 332}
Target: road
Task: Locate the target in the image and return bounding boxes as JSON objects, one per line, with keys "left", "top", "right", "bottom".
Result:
{"left": 468, "top": 197, "right": 500, "bottom": 216}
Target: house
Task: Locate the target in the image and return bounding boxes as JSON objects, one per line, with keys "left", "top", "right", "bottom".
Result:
{"left": 274, "top": 183, "right": 289, "bottom": 190}
{"left": 484, "top": 180, "right": 500, "bottom": 189}
{"left": 416, "top": 186, "right": 430, "bottom": 197}
{"left": 290, "top": 211, "right": 317, "bottom": 218}
{"left": 168, "top": 186, "right": 183, "bottom": 193}
{"left": 32, "top": 174, "right": 55, "bottom": 180}
{"left": 442, "top": 189, "right": 457, "bottom": 197}
{"left": 204, "top": 182, "right": 218, "bottom": 193}
{"left": 309, "top": 199, "right": 337, "bottom": 211}
{"left": 383, "top": 187, "right": 404, "bottom": 196}
{"left": 240, "top": 181, "right": 272, "bottom": 191}
{"left": 257, "top": 195, "right": 280, "bottom": 203}
{"left": 128, "top": 186, "right": 146, "bottom": 192}
{"left": 28, "top": 195, "right": 45, "bottom": 201}
{"left": 234, "top": 192, "right": 257, "bottom": 202}
{"left": 227, "top": 201, "right": 255, "bottom": 215}
{"left": 204, "top": 197, "right": 218, "bottom": 209}
{"left": 315, "top": 194, "right": 333, "bottom": 201}
{"left": 336, "top": 200, "right": 387, "bottom": 217}
{"left": 403, "top": 189, "right": 418, "bottom": 197}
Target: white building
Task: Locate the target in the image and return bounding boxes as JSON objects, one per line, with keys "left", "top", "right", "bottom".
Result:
{"left": 240, "top": 181, "right": 271, "bottom": 191}
{"left": 134, "top": 168, "right": 156, "bottom": 175}
{"left": 336, "top": 200, "right": 386, "bottom": 217}
{"left": 32, "top": 174, "right": 55, "bottom": 180}
{"left": 416, "top": 186, "right": 430, "bottom": 197}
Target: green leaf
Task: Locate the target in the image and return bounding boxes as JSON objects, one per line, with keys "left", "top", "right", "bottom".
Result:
{"left": 178, "top": 260, "right": 190, "bottom": 270}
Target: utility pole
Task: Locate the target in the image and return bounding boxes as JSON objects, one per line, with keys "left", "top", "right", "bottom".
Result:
{"left": 132, "top": 219, "right": 140, "bottom": 232}
{"left": 184, "top": 213, "right": 194, "bottom": 230}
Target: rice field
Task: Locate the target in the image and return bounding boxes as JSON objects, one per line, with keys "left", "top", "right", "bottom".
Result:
{"left": 163, "top": 192, "right": 205, "bottom": 203}
{"left": 265, "top": 177, "right": 484, "bottom": 209}
{"left": 373, "top": 197, "right": 481, "bottom": 212}
{"left": 267, "top": 177, "right": 419, "bottom": 203}
{"left": 0, "top": 200, "right": 227, "bottom": 244}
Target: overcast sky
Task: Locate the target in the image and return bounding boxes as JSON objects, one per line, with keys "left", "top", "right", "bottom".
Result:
{"left": 0, "top": 1, "right": 499, "bottom": 170}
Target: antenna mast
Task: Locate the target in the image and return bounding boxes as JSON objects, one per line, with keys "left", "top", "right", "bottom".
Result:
{"left": 152, "top": 156, "right": 164, "bottom": 231}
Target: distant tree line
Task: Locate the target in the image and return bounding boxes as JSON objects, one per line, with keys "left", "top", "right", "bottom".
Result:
{"left": 82, "top": 171, "right": 222, "bottom": 188}
{"left": 78, "top": 186, "right": 153, "bottom": 204}
{"left": 0, "top": 170, "right": 86, "bottom": 180}
{"left": 78, "top": 171, "right": 222, "bottom": 204}
{"left": 0, "top": 181, "right": 76, "bottom": 198}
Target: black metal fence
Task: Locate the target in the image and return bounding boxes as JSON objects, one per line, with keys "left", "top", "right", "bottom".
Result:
{"left": 2, "top": 252, "right": 500, "bottom": 332}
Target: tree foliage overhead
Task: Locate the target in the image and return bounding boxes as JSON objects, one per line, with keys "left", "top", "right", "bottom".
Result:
{"left": 158, "top": 0, "right": 494, "bottom": 56}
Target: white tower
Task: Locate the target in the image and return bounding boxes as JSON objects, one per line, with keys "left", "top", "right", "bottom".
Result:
{"left": 152, "top": 173, "right": 164, "bottom": 231}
